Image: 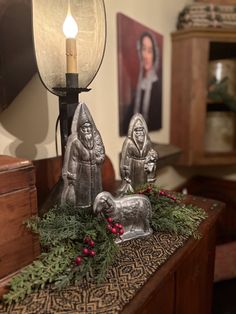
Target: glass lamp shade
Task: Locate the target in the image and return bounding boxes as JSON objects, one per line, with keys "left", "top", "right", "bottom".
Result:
{"left": 32, "top": 0, "right": 106, "bottom": 95}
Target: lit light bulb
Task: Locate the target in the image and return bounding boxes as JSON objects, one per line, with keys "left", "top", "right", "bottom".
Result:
{"left": 63, "top": 13, "right": 78, "bottom": 39}
{"left": 63, "top": 2, "right": 78, "bottom": 74}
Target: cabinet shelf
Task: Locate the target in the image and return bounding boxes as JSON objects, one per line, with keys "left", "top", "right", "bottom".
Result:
{"left": 170, "top": 28, "right": 236, "bottom": 166}
{"left": 206, "top": 102, "right": 232, "bottom": 112}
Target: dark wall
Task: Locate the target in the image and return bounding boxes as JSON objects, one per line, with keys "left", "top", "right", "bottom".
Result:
{"left": 0, "top": 0, "right": 37, "bottom": 112}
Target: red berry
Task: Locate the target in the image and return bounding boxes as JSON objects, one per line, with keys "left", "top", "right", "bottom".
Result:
{"left": 90, "top": 250, "right": 96, "bottom": 257}
{"left": 75, "top": 256, "right": 82, "bottom": 265}
{"left": 84, "top": 237, "right": 90, "bottom": 244}
{"left": 119, "top": 229, "right": 124, "bottom": 235}
{"left": 107, "top": 217, "right": 113, "bottom": 223}
{"left": 107, "top": 224, "right": 112, "bottom": 230}
{"left": 114, "top": 223, "right": 120, "bottom": 228}
{"left": 89, "top": 240, "right": 95, "bottom": 247}
{"left": 117, "top": 224, "right": 123, "bottom": 229}
{"left": 111, "top": 228, "right": 117, "bottom": 234}
{"left": 83, "top": 248, "right": 89, "bottom": 255}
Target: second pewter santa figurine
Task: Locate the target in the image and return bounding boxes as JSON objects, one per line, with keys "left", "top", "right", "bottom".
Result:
{"left": 120, "top": 113, "right": 158, "bottom": 193}
{"left": 61, "top": 102, "right": 105, "bottom": 208}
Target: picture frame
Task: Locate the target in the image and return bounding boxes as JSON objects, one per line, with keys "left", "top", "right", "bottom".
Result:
{"left": 117, "top": 13, "right": 163, "bottom": 136}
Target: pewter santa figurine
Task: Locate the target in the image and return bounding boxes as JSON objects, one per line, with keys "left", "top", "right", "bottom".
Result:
{"left": 61, "top": 102, "right": 105, "bottom": 208}
{"left": 120, "top": 113, "right": 158, "bottom": 192}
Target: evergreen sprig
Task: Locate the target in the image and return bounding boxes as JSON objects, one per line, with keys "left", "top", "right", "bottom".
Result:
{"left": 3, "top": 203, "right": 119, "bottom": 304}
{"left": 3, "top": 186, "right": 207, "bottom": 304}
{"left": 135, "top": 184, "right": 207, "bottom": 238}
{"left": 3, "top": 242, "right": 77, "bottom": 303}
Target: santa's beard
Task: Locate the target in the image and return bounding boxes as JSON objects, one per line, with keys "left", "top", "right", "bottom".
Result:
{"left": 80, "top": 133, "right": 94, "bottom": 149}
{"left": 135, "top": 134, "right": 145, "bottom": 144}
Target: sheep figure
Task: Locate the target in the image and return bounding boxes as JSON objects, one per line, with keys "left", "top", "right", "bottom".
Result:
{"left": 93, "top": 191, "right": 153, "bottom": 243}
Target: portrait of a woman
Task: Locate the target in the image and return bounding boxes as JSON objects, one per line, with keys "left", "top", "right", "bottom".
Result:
{"left": 117, "top": 14, "right": 163, "bottom": 136}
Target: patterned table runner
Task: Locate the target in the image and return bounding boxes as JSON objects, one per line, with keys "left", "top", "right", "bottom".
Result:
{"left": 0, "top": 232, "right": 187, "bottom": 314}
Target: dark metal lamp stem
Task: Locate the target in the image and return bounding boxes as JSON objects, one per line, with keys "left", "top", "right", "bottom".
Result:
{"left": 53, "top": 73, "right": 91, "bottom": 159}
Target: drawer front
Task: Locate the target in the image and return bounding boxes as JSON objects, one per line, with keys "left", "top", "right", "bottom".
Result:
{"left": 0, "top": 188, "right": 39, "bottom": 278}
{"left": 175, "top": 226, "right": 216, "bottom": 314}
{"left": 0, "top": 167, "right": 35, "bottom": 195}
{"left": 140, "top": 276, "right": 175, "bottom": 314}
{"left": 0, "top": 234, "right": 39, "bottom": 278}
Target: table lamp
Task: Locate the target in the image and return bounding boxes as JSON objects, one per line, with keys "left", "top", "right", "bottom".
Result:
{"left": 32, "top": 0, "right": 106, "bottom": 156}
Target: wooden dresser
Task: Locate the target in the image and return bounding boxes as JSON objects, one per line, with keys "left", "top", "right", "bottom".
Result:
{"left": 0, "top": 155, "right": 40, "bottom": 295}
{"left": 122, "top": 196, "right": 223, "bottom": 314}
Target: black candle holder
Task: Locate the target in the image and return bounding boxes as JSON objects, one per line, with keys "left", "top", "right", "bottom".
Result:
{"left": 53, "top": 73, "right": 91, "bottom": 157}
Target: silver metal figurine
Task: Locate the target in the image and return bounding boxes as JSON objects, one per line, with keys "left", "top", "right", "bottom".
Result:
{"left": 120, "top": 113, "right": 158, "bottom": 192}
{"left": 61, "top": 102, "right": 105, "bottom": 208}
{"left": 93, "top": 191, "right": 153, "bottom": 242}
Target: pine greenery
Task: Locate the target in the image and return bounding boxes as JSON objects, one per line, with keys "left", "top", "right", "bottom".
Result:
{"left": 3, "top": 203, "right": 119, "bottom": 304}
{"left": 136, "top": 185, "right": 207, "bottom": 238}
{"left": 3, "top": 185, "right": 207, "bottom": 304}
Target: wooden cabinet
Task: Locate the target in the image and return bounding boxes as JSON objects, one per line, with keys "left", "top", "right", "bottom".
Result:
{"left": 122, "top": 196, "right": 223, "bottom": 314}
{"left": 0, "top": 156, "right": 40, "bottom": 296}
{"left": 170, "top": 28, "right": 236, "bottom": 165}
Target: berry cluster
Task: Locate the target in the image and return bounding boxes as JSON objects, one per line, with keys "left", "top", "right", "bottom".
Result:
{"left": 159, "top": 190, "right": 177, "bottom": 201}
{"left": 75, "top": 237, "right": 96, "bottom": 266}
{"left": 106, "top": 217, "right": 124, "bottom": 236}
{"left": 137, "top": 185, "right": 177, "bottom": 202}
{"left": 138, "top": 185, "right": 153, "bottom": 194}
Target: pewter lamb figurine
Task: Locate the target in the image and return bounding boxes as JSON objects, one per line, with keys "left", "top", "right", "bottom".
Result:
{"left": 93, "top": 191, "right": 153, "bottom": 242}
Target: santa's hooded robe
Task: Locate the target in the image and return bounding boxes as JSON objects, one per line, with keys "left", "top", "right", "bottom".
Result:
{"left": 61, "top": 103, "right": 105, "bottom": 207}
{"left": 120, "top": 113, "right": 158, "bottom": 189}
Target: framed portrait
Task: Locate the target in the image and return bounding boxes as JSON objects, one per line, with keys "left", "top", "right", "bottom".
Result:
{"left": 117, "top": 13, "right": 163, "bottom": 136}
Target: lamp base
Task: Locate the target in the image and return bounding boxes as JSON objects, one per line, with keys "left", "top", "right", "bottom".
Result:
{"left": 66, "top": 73, "right": 78, "bottom": 89}
{"left": 53, "top": 73, "right": 91, "bottom": 157}
{"left": 53, "top": 86, "right": 91, "bottom": 95}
